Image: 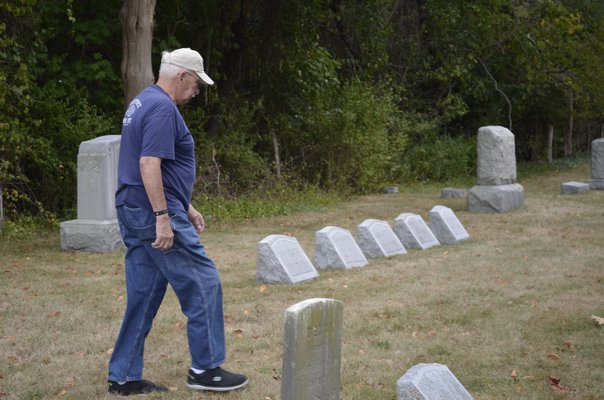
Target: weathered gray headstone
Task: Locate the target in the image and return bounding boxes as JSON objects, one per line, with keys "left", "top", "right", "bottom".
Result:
{"left": 561, "top": 181, "right": 590, "bottom": 194}
{"left": 397, "top": 363, "right": 474, "bottom": 400}
{"left": 393, "top": 213, "right": 440, "bottom": 250}
{"left": 356, "top": 219, "right": 407, "bottom": 259}
{"left": 384, "top": 186, "right": 400, "bottom": 194}
{"left": 315, "top": 226, "right": 368, "bottom": 269}
{"left": 257, "top": 234, "right": 319, "bottom": 284}
{"left": 468, "top": 126, "right": 524, "bottom": 213}
{"left": 281, "top": 298, "right": 343, "bottom": 400}
{"left": 476, "top": 126, "right": 517, "bottom": 185}
{"left": 441, "top": 188, "right": 467, "bottom": 199}
{"left": 587, "top": 138, "right": 604, "bottom": 190}
{"left": 59, "top": 135, "right": 124, "bottom": 252}
{"left": 428, "top": 206, "right": 469, "bottom": 245}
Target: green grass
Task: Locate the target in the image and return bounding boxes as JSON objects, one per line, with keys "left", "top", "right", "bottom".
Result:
{"left": 0, "top": 160, "right": 603, "bottom": 399}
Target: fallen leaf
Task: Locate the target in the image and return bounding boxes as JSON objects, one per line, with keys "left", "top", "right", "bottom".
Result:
{"left": 107, "top": 347, "right": 114, "bottom": 355}
{"left": 233, "top": 329, "right": 244, "bottom": 338}
{"left": 548, "top": 376, "right": 568, "bottom": 392}
{"left": 243, "top": 309, "right": 251, "bottom": 316}
{"left": 564, "top": 341, "right": 574, "bottom": 349}
{"left": 547, "top": 353, "right": 561, "bottom": 361}
{"left": 495, "top": 247, "right": 503, "bottom": 253}
{"left": 57, "top": 390, "right": 68, "bottom": 398}
{"left": 591, "top": 315, "right": 604, "bottom": 326}
{"left": 258, "top": 285, "right": 267, "bottom": 293}
{"left": 511, "top": 370, "right": 518, "bottom": 379}
{"left": 42, "top": 356, "right": 51, "bottom": 365}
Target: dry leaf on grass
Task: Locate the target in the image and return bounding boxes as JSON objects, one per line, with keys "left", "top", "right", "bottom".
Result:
{"left": 548, "top": 376, "right": 569, "bottom": 392}
{"left": 591, "top": 315, "right": 604, "bottom": 326}
{"left": 547, "top": 353, "right": 561, "bottom": 361}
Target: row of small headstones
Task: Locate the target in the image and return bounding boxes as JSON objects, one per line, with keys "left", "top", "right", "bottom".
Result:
{"left": 280, "top": 298, "right": 474, "bottom": 400}
{"left": 256, "top": 204, "right": 470, "bottom": 284}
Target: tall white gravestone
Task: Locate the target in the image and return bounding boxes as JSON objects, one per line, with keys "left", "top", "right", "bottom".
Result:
{"left": 281, "top": 298, "right": 343, "bottom": 400}
{"left": 315, "top": 226, "right": 368, "bottom": 269}
{"left": 257, "top": 234, "right": 319, "bottom": 284}
{"left": 587, "top": 138, "right": 604, "bottom": 189}
{"left": 393, "top": 213, "right": 440, "bottom": 250}
{"left": 468, "top": 126, "right": 524, "bottom": 212}
{"left": 397, "top": 363, "right": 474, "bottom": 400}
{"left": 60, "top": 135, "right": 124, "bottom": 252}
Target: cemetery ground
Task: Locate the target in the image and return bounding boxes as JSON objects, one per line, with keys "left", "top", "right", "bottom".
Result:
{"left": 1, "top": 161, "right": 603, "bottom": 400}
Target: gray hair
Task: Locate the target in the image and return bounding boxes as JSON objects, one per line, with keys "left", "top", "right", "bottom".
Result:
{"left": 158, "top": 51, "right": 186, "bottom": 77}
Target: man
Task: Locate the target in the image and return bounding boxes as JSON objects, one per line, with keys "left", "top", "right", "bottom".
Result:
{"left": 107, "top": 48, "right": 249, "bottom": 396}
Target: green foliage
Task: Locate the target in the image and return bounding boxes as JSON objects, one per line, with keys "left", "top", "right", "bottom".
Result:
{"left": 192, "top": 181, "right": 342, "bottom": 224}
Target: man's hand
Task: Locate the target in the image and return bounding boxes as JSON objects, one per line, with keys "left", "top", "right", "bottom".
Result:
{"left": 188, "top": 204, "right": 205, "bottom": 234}
{"left": 151, "top": 214, "right": 174, "bottom": 251}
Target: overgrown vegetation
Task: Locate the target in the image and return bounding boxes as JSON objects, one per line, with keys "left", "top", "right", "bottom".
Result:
{"left": 1, "top": 0, "right": 604, "bottom": 223}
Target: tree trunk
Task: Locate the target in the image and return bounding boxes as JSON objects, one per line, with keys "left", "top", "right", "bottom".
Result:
{"left": 547, "top": 125, "right": 554, "bottom": 164}
{"left": 564, "top": 91, "right": 574, "bottom": 157}
{"left": 120, "top": 0, "right": 156, "bottom": 107}
{"left": 271, "top": 131, "right": 281, "bottom": 180}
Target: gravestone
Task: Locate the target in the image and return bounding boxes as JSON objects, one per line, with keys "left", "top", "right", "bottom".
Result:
{"left": 384, "top": 186, "right": 400, "bottom": 194}
{"left": 441, "top": 188, "right": 467, "bottom": 199}
{"left": 561, "top": 181, "right": 590, "bottom": 194}
{"left": 315, "top": 226, "right": 368, "bottom": 269}
{"left": 281, "top": 298, "right": 343, "bottom": 400}
{"left": 587, "top": 138, "right": 604, "bottom": 190}
{"left": 397, "top": 363, "right": 474, "bottom": 400}
{"left": 257, "top": 234, "right": 319, "bottom": 284}
{"left": 356, "top": 219, "right": 407, "bottom": 259}
{"left": 468, "top": 126, "right": 524, "bottom": 212}
{"left": 428, "top": 206, "right": 470, "bottom": 245}
{"left": 60, "top": 135, "right": 124, "bottom": 252}
{"left": 393, "top": 213, "right": 440, "bottom": 250}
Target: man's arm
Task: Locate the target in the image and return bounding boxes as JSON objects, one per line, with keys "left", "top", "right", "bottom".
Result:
{"left": 140, "top": 156, "right": 174, "bottom": 251}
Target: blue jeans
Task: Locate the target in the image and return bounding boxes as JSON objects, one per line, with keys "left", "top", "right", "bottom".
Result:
{"left": 108, "top": 205, "right": 226, "bottom": 382}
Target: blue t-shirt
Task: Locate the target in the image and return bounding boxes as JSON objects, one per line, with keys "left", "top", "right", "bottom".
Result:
{"left": 116, "top": 85, "right": 195, "bottom": 214}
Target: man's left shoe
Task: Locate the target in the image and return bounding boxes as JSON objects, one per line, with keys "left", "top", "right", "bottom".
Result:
{"left": 108, "top": 380, "right": 169, "bottom": 396}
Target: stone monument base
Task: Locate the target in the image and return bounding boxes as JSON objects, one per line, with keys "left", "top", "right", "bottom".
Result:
{"left": 586, "top": 179, "right": 604, "bottom": 190}
{"left": 468, "top": 183, "right": 524, "bottom": 213}
{"left": 60, "top": 219, "right": 124, "bottom": 252}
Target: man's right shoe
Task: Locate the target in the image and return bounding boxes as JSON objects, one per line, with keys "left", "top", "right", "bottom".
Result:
{"left": 108, "top": 380, "right": 168, "bottom": 396}
{"left": 187, "top": 367, "right": 249, "bottom": 392}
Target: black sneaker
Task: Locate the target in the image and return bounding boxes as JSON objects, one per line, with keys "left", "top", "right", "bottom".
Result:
{"left": 187, "top": 367, "right": 249, "bottom": 392}
{"left": 108, "top": 380, "right": 168, "bottom": 396}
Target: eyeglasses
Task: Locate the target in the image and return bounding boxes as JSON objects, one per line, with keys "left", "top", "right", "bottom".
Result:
{"left": 184, "top": 70, "right": 203, "bottom": 89}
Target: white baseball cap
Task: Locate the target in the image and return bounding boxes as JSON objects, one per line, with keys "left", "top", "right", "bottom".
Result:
{"left": 163, "top": 48, "right": 214, "bottom": 85}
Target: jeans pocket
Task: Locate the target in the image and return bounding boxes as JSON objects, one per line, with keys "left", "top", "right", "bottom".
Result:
{"left": 118, "top": 205, "right": 157, "bottom": 241}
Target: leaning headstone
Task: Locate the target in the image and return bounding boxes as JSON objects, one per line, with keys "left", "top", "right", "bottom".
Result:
{"left": 356, "top": 219, "right": 407, "bottom": 259}
{"left": 561, "top": 181, "right": 590, "bottom": 194}
{"left": 315, "top": 226, "right": 368, "bottom": 269}
{"left": 257, "top": 234, "right": 319, "bottom": 284}
{"left": 428, "top": 206, "right": 470, "bottom": 245}
{"left": 468, "top": 126, "right": 524, "bottom": 212}
{"left": 397, "top": 363, "right": 474, "bottom": 400}
{"left": 281, "top": 298, "right": 343, "bottom": 400}
{"left": 587, "top": 138, "right": 604, "bottom": 190}
{"left": 441, "top": 188, "right": 467, "bottom": 199}
{"left": 393, "top": 213, "right": 440, "bottom": 250}
{"left": 59, "top": 135, "right": 124, "bottom": 252}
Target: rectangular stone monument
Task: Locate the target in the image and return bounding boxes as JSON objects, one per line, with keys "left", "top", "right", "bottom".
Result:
{"left": 468, "top": 126, "right": 524, "bottom": 213}
{"left": 315, "top": 226, "right": 368, "bottom": 269}
{"left": 281, "top": 298, "right": 343, "bottom": 400}
{"left": 561, "top": 181, "right": 590, "bottom": 194}
{"left": 397, "top": 363, "right": 474, "bottom": 400}
{"left": 60, "top": 135, "right": 124, "bottom": 252}
{"left": 393, "top": 213, "right": 440, "bottom": 250}
{"left": 257, "top": 234, "right": 319, "bottom": 284}
{"left": 356, "top": 219, "right": 407, "bottom": 259}
{"left": 428, "top": 206, "right": 470, "bottom": 245}
{"left": 587, "top": 138, "right": 604, "bottom": 189}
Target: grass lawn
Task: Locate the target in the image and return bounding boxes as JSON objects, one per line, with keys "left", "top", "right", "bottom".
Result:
{"left": 1, "top": 161, "right": 603, "bottom": 399}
